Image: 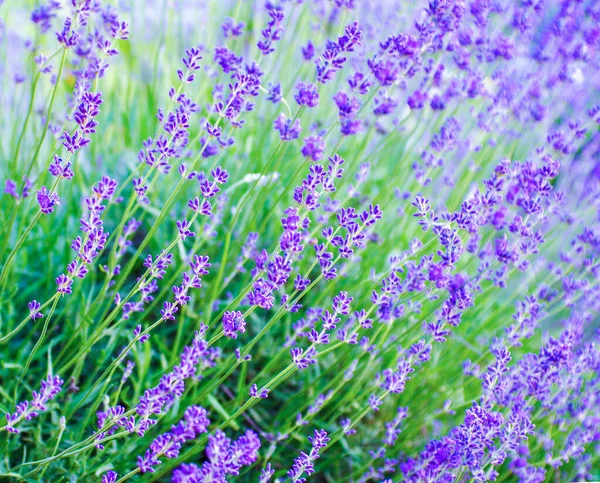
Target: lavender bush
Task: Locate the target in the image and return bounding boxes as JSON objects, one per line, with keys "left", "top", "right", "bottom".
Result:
{"left": 0, "top": 0, "right": 599, "bottom": 482}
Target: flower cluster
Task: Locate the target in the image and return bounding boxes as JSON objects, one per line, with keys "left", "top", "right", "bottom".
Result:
{"left": 171, "top": 429, "right": 261, "bottom": 482}
{"left": 3, "top": 375, "right": 63, "bottom": 434}
{"left": 287, "top": 429, "right": 330, "bottom": 482}
{"left": 94, "top": 327, "right": 213, "bottom": 448}
{"left": 257, "top": 9, "right": 285, "bottom": 56}
{"left": 137, "top": 406, "right": 210, "bottom": 473}
{"left": 1, "top": 1, "right": 599, "bottom": 482}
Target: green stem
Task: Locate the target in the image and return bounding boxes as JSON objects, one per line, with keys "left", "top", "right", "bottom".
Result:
{"left": 22, "top": 48, "right": 68, "bottom": 184}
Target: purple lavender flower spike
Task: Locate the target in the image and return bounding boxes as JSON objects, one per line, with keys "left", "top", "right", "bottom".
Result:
{"left": 222, "top": 17, "right": 245, "bottom": 38}
{"left": 37, "top": 186, "right": 61, "bottom": 214}
{"left": 301, "top": 135, "right": 326, "bottom": 161}
{"left": 294, "top": 82, "right": 319, "bottom": 107}
{"left": 249, "top": 383, "right": 270, "bottom": 399}
{"left": 288, "top": 429, "right": 329, "bottom": 482}
{"left": 101, "top": 470, "right": 117, "bottom": 483}
{"left": 222, "top": 310, "right": 247, "bottom": 339}
{"left": 257, "top": 9, "right": 285, "bottom": 56}
{"left": 4, "top": 374, "right": 63, "bottom": 433}
{"left": 316, "top": 22, "right": 362, "bottom": 84}
{"left": 171, "top": 429, "right": 260, "bottom": 480}
{"left": 274, "top": 113, "right": 302, "bottom": 141}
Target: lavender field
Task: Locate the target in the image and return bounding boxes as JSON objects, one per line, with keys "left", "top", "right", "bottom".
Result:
{"left": 0, "top": 0, "right": 599, "bottom": 482}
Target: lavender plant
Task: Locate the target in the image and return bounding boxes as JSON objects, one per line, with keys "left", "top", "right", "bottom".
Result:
{"left": 0, "top": 0, "right": 599, "bottom": 482}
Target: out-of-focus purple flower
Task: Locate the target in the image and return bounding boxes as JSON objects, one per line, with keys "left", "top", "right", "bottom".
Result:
{"left": 316, "top": 22, "right": 361, "bottom": 83}
{"left": 260, "top": 463, "right": 275, "bottom": 483}
{"left": 249, "top": 383, "right": 269, "bottom": 399}
{"left": 302, "top": 40, "right": 315, "bottom": 60}
{"left": 348, "top": 72, "right": 372, "bottom": 95}
{"left": 31, "top": 0, "right": 60, "bottom": 33}
{"left": 101, "top": 470, "right": 118, "bottom": 483}
{"left": 407, "top": 89, "right": 428, "bottom": 109}
{"left": 301, "top": 135, "right": 326, "bottom": 161}
{"left": 222, "top": 17, "right": 245, "bottom": 38}
{"left": 430, "top": 95, "right": 446, "bottom": 110}
{"left": 294, "top": 82, "right": 319, "bottom": 107}
{"left": 274, "top": 113, "right": 302, "bottom": 141}
{"left": 334, "top": 90, "right": 362, "bottom": 136}
{"left": 214, "top": 46, "right": 243, "bottom": 73}
{"left": 266, "top": 82, "right": 282, "bottom": 103}
{"left": 257, "top": 9, "right": 285, "bottom": 56}
{"left": 4, "top": 179, "right": 18, "bottom": 199}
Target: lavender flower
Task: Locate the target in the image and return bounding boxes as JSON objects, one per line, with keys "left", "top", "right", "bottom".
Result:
{"left": 4, "top": 375, "right": 63, "bottom": 433}
{"left": 222, "top": 17, "right": 245, "bottom": 38}
{"left": 257, "top": 9, "right": 285, "bottom": 56}
{"left": 287, "top": 429, "right": 329, "bottom": 482}
{"left": 316, "top": 22, "right": 361, "bottom": 83}
{"left": 171, "top": 429, "right": 261, "bottom": 482}
{"left": 294, "top": 82, "right": 319, "bottom": 107}
{"left": 301, "top": 135, "right": 326, "bottom": 161}
{"left": 222, "top": 310, "right": 247, "bottom": 339}
{"left": 137, "top": 406, "right": 210, "bottom": 473}
{"left": 5, "top": 178, "right": 33, "bottom": 200}
{"left": 274, "top": 113, "right": 302, "bottom": 141}
{"left": 249, "top": 383, "right": 269, "bottom": 399}
{"left": 37, "top": 186, "right": 61, "bottom": 214}
{"left": 101, "top": 470, "right": 118, "bottom": 483}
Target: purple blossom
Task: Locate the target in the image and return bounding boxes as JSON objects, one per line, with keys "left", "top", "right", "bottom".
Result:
{"left": 31, "top": 1, "right": 60, "bottom": 33}
{"left": 171, "top": 429, "right": 260, "bottom": 481}
{"left": 302, "top": 40, "right": 315, "bottom": 60}
{"left": 274, "top": 113, "right": 302, "bottom": 141}
{"left": 257, "top": 9, "right": 285, "bottom": 56}
{"left": 56, "top": 274, "right": 73, "bottom": 294}
{"left": 294, "top": 82, "right": 319, "bottom": 107}
{"left": 222, "top": 17, "right": 245, "bottom": 38}
{"left": 249, "top": 384, "right": 269, "bottom": 399}
{"left": 291, "top": 347, "right": 316, "bottom": 370}
{"left": 214, "top": 45, "right": 243, "bottom": 74}
{"left": 37, "top": 186, "right": 60, "bottom": 214}
{"left": 407, "top": 89, "right": 428, "bottom": 109}
{"left": 3, "top": 179, "right": 19, "bottom": 199}
{"left": 301, "top": 135, "right": 326, "bottom": 161}
{"left": 28, "top": 300, "right": 43, "bottom": 320}
{"left": 4, "top": 374, "right": 63, "bottom": 433}
{"left": 287, "top": 429, "right": 329, "bottom": 482}
{"left": 348, "top": 72, "right": 372, "bottom": 94}
{"left": 222, "top": 310, "right": 247, "bottom": 339}
{"left": 137, "top": 406, "right": 210, "bottom": 474}
{"left": 48, "top": 155, "right": 74, "bottom": 180}
{"left": 316, "top": 22, "right": 362, "bottom": 83}
{"left": 130, "top": 330, "right": 211, "bottom": 435}
{"left": 260, "top": 463, "right": 275, "bottom": 483}
{"left": 101, "top": 471, "right": 118, "bottom": 483}
{"left": 266, "top": 82, "right": 282, "bottom": 103}
{"left": 74, "top": 91, "right": 102, "bottom": 135}
{"left": 176, "top": 219, "right": 195, "bottom": 240}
